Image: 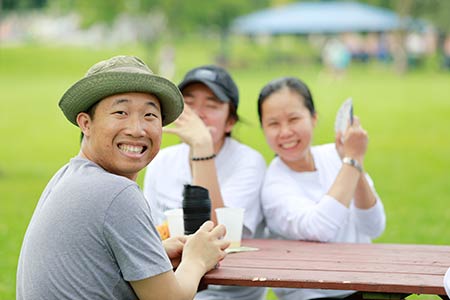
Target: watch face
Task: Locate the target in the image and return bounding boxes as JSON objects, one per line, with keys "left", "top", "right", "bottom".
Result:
{"left": 343, "top": 157, "right": 362, "bottom": 173}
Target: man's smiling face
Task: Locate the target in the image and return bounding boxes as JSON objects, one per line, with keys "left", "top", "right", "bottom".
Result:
{"left": 77, "top": 92, "right": 163, "bottom": 181}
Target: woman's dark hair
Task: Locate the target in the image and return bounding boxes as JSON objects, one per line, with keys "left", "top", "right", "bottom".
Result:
{"left": 226, "top": 102, "right": 239, "bottom": 137}
{"left": 257, "top": 77, "right": 315, "bottom": 124}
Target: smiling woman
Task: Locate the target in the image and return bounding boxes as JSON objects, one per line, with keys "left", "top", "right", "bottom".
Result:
{"left": 257, "top": 76, "right": 386, "bottom": 300}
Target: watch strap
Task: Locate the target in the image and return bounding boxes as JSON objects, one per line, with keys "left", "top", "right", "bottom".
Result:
{"left": 342, "top": 157, "right": 363, "bottom": 173}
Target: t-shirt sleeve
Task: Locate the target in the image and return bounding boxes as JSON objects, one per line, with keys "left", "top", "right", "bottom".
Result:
{"left": 103, "top": 185, "right": 172, "bottom": 281}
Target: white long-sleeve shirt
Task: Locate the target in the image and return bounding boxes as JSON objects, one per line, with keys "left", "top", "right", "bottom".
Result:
{"left": 262, "top": 143, "right": 386, "bottom": 300}
{"left": 143, "top": 137, "right": 267, "bottom": 300}
{"left": 143, "top": 137, "right": 267, "bottom": 238}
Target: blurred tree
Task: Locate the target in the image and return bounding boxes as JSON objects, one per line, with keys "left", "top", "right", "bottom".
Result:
{"left": 48, "top": 0, "right": 125, "bottom": 28}
{"left": 152, "top": 0, "right": 269, "bottom": 65}
{"left": 357, "top": 0, "right": 450, "bottom": 32}
{"left": 271, "top": 0, "right": 296, "bottom": 6}
{"left": 410, "top": 0, "right": 450, "bottom": 32}
{"left": 1, "top": 0, "right": 47, "bottom": 10}
{"left": 77, "top": 0, "right": 125, "bottom": 28}
{"left": 49, "top": 0, "right": 269, "bottom": 65}
{"left": 362, "top": 0, "right": 394, "bottom": 10}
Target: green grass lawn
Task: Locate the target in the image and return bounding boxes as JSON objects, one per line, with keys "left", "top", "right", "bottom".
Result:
{"left": 1, "top": 42, "right": 449, "bottom": 299}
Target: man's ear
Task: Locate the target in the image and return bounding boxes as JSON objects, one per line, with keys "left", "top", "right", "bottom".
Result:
{"left": 76, "top": 112, "right": 92, "bottom": 137}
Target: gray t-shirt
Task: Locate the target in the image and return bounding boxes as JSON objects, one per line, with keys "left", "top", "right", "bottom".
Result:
{"left": 17, "top": 156, "right": 172, "bottom": 300}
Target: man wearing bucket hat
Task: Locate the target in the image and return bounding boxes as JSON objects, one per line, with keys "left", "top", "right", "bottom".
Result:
{"left": 143, "top": 65, "right": 267, "bottom": 300}
{"left": 17, "top": 55, "right": 229, "bottom": 300}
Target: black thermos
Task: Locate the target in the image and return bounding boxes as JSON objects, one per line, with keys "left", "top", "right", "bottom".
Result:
{"left": 182, "top": 184, "right": 211, "bottom": 235}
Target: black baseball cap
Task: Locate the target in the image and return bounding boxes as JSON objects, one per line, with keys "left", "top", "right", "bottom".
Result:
{"left": 178, "top": 65, "right": 239, "bottom": 108}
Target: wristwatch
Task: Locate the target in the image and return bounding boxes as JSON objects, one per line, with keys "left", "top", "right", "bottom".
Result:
{"left": 342, "top": 157, "right": 363, "bottom": 173}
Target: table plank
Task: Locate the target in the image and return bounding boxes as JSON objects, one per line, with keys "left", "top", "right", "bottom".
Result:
{"left": 204, "top": 267, "right": 444, "bottom": 294}
{"left": 202, "top": 240, "right": 450, "bottom": 296}
{"left": 232, "top": 240, "right": 450, "bottom": 267}
{"left": 222, "top": 252, "right": 449, "bottom": 267}
{"left": 219, "top": 258, "right": 447, "bottom": 275}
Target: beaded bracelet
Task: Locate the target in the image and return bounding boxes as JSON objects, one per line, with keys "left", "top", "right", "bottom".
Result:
{"left": 191, "top": 154, "right": 216, "bottom": 161}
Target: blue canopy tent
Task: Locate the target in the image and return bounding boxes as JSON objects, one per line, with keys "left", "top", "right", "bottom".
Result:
{"left": 231, "top": 1, "right": 411, "bottom": 35}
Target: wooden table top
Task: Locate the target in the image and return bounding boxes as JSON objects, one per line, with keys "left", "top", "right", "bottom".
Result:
{"left": 202, "top": 239, "right": 450, "bottom": 297}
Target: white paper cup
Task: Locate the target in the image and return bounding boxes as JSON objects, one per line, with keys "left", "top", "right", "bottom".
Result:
{"left": 215, "top": 207, "right": 244, "bottom": 248}
{"left": 164, "top": 209, "right": 184, "bottom": 237}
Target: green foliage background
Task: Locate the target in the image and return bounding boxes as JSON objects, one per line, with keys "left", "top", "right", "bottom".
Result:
{"left": 1, "top": 37, "right": 450, "bottom": 299}
{"left": 3, "top": 0, "right": 450, "bottom": 33}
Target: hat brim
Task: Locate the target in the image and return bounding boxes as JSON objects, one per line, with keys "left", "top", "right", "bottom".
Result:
{"left": 59, "top": 72, "right": 184, "bottom": 126}
{"left": 178, "top": 79, "right": 230, "bottom": 104}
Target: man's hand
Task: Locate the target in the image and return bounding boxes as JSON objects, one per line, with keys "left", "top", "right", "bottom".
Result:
{"left": 163, "top": 236, "right": 187, "bottom": 269}
{"left": 182, "top": 221, "right": 229, "bottom": 273}
{"left": 131, "top": 222, "right": 229, "bottom": 300}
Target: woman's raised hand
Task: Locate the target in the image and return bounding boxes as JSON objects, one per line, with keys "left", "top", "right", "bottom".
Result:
{"left": 335, "top": 116, "right": 368, "bottom": 164}
{"left": 163, "top": 105, "right": 214, "bottom": 150}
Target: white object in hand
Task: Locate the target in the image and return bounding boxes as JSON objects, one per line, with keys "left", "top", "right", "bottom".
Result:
{"left": 164, "top": 209, "right": 184, "bottom": 237}
{"left": 444, "top": 267, "right": 450, "bottom": 297}
{"left": 334, "top": 97, "right": 353, "bottom": 135}
{"left": 215, "top": 207, "right": 244, "bottom": 248}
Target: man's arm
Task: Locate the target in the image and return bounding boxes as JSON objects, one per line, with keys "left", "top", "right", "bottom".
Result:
{"left": 130, "top": 221, "right": 229, "bottom": 300}
{"left": 163, "top": 236, "right": 186, "bottom": 269}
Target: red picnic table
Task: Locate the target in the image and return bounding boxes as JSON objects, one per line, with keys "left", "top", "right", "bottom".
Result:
{"left": 202, "top": 239, "right": 450, "bottom": 300}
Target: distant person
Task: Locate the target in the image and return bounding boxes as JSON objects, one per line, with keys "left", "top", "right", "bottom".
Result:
{"left": 257, "top": 77, "right": 386, "bottom": 300}
{"left": 406, "top": 32, "right": 426, "bottom": 68}
{"left": 17, "top": 55, "right": 229, "bottom": 300}
{"left": 143, "top": 65, "right": 267, "bottom": 300}
{"left": 158, "top": 44, "right": 176, "bottom": 80}
{"left": 443, "top": 34, "right": 450, "bottom": 70}
{"left": 322, "top": 38, "right": 351, "bottom": 77}
{"left": 342, "top": 32, "right": 368, "bottom": 63}
{"left": 376, "top": 33, "right": 392, "bottom": 63}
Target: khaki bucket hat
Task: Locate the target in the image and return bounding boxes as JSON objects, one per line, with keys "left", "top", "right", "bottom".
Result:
{"left": 59, "top": 55, "right": 184, "bottom": 126}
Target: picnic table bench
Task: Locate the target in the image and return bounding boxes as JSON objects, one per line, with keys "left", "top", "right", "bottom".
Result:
{"left": 202, "top": 239, "right": 450, "bottom": 299}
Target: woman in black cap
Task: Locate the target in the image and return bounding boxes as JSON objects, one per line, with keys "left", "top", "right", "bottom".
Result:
{"left": 143, "top": 65, "right": 267, "bottom": 300}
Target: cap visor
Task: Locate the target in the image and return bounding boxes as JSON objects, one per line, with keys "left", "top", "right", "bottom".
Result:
{"left": 179, "top": 79, "right": 230, "bottom": 103}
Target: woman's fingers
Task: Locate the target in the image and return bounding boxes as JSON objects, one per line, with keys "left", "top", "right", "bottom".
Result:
{"left": 351, "top": 116, "right": 361, "bottom": 127}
